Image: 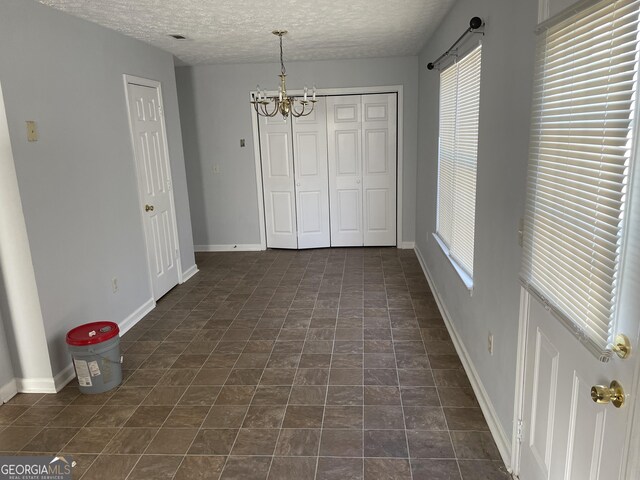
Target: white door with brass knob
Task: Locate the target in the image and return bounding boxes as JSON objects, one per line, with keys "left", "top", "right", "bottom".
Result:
{"left": 125, "top": 78, "right": 180, "bottom": 300}
{"left": 516, "top": 0, "right": 640, "bottom": 478}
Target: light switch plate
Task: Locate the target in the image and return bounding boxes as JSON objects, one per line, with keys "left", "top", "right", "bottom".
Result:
{"left": 26, "top": 121, "right": 38, "bottom": 142}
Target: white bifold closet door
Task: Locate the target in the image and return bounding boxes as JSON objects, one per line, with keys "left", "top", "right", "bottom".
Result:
{"left": 327, "top": 94, "right": 397, "bottom": 247}
{"left": 259, "top": 98, "right": 330, "bottom": 249}
{"left": 292, "top": 98, "right": 330, "bottom": 249}
{"left": 259, "top": 114, "right": 298, "bottom": 249}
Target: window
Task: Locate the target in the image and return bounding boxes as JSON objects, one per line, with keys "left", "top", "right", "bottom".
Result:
{"left": 521, "top": 0, "right": 640, "bottom": 358}
{"left": 436, "top": 44, "right": 482, "bottom": 283}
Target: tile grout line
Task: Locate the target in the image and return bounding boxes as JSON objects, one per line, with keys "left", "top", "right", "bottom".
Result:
{"left": 387, "top": 252, "right": 415, "bottom": 480}
{"left": 313, "top": 251, "right": 346, "bottom": 480}
{"left": 220, "top": 251, "right": 309, "bottom": 479}
{"left": 124, "top": 254, "right": 251, "bottom": 479}
{"left": 104, "top": 252, "right": 262, "bottom": 478}
{"left": 167, "top": 253, "right": 277, "bottom": 479}
{"left": 405, "top": 253, "right": 462, "bottom": 480}
{"left": 265, "top": 251, "right": 322, "bottom": 480}
{"left": 209, "top": 253, "right": 284, "bottom": 478}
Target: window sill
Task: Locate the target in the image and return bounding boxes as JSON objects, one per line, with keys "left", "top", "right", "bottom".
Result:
{"left": 432, "top": 233, "right": 474, "bottom": 293}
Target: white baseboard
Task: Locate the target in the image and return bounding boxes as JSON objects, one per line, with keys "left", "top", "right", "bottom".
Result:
{"left": 195, "top": 244, "right": 264, "bottom": 252}
{"left": 414, "top": 246, "right": 513, "bottom": 471}
{"left": 181, "top": 264, "right": 199, "bottom": 283}
{"left": 51, "top": 297, "right": 156, "bottom": 392}
{"left": 0, "top": 378, "right": 18, "bottom": 403}
{"left": 399, "top": 241, "right": 415, "bottom": 249}
{"left": 118, "top": 297, "right": 155, "bottom": 337}
{"left": 53, "top": 362, "right": 76, "bottom": 392}
{"left": 16, "top": 377, "right": 57, "bottom": 394}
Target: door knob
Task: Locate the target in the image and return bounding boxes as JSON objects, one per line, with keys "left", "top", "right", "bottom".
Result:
{"left": 145, "top": 204, "right": 154, "bottom": 212}
{"left": 591, "top": 380, "right": 625, "bottom": 408}
{"left": 356, "top": 179, "right": 361, "bottom": 184}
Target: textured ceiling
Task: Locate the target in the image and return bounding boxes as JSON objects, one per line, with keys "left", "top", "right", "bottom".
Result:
{"left": 39, "top": 0, "right": 456, "bottom": 65}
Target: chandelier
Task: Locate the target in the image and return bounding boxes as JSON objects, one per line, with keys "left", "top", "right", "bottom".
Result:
{"left": 251, "top": 30, "right": 317, "bottom": 118}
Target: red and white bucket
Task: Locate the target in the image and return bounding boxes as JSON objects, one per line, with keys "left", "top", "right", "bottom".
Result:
{"left": 66, "top": 321, "right": 122, "bottom": 394}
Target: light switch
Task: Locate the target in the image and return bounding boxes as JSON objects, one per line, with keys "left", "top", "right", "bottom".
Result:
{"left": 26, "top": 121, "right": 38, "bottom": 142}
{"left": 213, "top": 164, "right": 220, "bottom": 174}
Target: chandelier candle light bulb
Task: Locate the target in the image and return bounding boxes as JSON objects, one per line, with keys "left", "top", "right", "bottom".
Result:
{"left": 250, "top": 30, "right": 318, "bottom": 118}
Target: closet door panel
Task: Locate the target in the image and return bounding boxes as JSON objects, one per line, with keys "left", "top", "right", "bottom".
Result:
{"left": 362, "top": 94, "right": 396, "bottom": 246}
{"left": 292, "top": 97, "right": 330, "bottom": 249}
{"left": 259, "top": 115, "right": 298, "bottom": 249}
{"left": 327, "top": 95, "right": 363, "bottom": 246}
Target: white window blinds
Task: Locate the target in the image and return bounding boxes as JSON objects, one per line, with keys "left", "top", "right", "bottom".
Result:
{"left": 522, "top": 0, "right": 640, "bottom": 358}
{"left": 437, "top": 44, "right": 482, "bottom": 279}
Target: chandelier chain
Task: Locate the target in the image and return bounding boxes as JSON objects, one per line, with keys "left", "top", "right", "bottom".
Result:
{"left": 279, "top": 35, "right": 286, "bottom": 76}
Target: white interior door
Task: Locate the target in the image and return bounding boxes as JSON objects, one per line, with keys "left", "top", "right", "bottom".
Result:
{"left": 519, "top": 283, "right": 639, "bottom": 479}
{"left": 327, "top": 95, "right": 364, "bottom": 246}
{"left": 292, "top": 98, "right": 330, "bottom": 249}
{"left": 362, "top": 94, "right": 397, "bottom": 246}
{"left": 126, "top": 81, "right": 180, "bottom": 300}
{"left": 519, "top": 143, "right": 640, "bottom": 479}
{"left": 517, "top": 0, "right": 640, "bottom": 477}
{"left": 259, "top": 114, "right": 298, "bottom": 249}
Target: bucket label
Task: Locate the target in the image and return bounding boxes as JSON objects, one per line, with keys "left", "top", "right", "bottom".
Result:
{"left": 88, "top": 360, "right": 101, "bottom": 377}
{"left": 73, "top": 359, "right": 92, "bottom": 387}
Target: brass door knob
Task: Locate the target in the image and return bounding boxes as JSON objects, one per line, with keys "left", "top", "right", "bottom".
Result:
{"left": 591, "top": 380, "right": 625, "bottom": 408}
{"left": 145, "top": 204, "right": 154, "bottom": 212}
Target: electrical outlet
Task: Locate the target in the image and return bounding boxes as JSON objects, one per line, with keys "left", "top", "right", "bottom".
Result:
{"left": 488, "top": 332, "right": 494, "bottom": 355}
{"left": 240, "top": 138, "right": 246, "bottom": 147}
{"left": 213, "top": 164, "right": 220, "bottom": 174}
{"left": 112, "top": 277, "right": 118, "bottom": 293}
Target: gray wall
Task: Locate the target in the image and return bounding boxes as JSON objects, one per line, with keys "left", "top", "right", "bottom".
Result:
{"left": 0, "top": 0, "right": 195, "bottom": 377}
{"left": 175, "top": 56, "right": 419, "bottom": 247}
{"left": 415, "top": 0, "right": 537, "bottom": 436}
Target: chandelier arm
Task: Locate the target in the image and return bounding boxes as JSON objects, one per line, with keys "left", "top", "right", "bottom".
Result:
{"left": 299, "top": 107, "right": 315, "bottom": 117}
{"left": 257, "top": 101, "right": 269, "bottom": 117}
{"left": 291, "top": 98, "right": 316, "bottom": 118}
{"left": 289, "top": 99, "right": 303, "bottom": 117}
{"left": 264, "top": 100, "right": 280, "bottom": 117}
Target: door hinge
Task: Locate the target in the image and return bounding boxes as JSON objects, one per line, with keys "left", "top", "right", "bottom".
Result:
{"left": 157, "top": 105, "right": 163, "bottom": 115}
{"left": 167, "top": 179, "right": 172, "bottom": 190}
{"left": 516, "top": 419, "right": 524, "bottom": 443}
{"left": 175, "top": 248, "right": 179, "bottom": 260}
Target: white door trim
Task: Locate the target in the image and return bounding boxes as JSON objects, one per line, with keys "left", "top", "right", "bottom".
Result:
{"left": 250, "top": 85, "right": 405, "bottom": 250}
{"left": 623, "top": 354, "right": 640, "bottom": 479}
{"left": 123, "top": 74, "right": 183, "bottom": 295}
{"left": 511, "top": 287, "right": 531, "bottom": 477}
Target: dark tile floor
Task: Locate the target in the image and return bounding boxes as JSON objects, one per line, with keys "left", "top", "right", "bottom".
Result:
{"left": 0, "top": 248, "right": 510, "bottom": 479}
